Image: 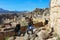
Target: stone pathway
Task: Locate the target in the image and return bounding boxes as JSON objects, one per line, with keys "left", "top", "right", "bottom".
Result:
{"left": 15, "top": 37, "right": 24, "bottom": 40}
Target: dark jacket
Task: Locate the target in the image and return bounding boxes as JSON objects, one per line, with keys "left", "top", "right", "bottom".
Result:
{"left": 14, "top": 24, "right": 21, "bottom": 32}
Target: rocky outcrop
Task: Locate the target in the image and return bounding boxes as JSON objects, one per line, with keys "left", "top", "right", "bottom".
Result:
{"left": 50, "top": 0, "right": 60, "bottom": 37}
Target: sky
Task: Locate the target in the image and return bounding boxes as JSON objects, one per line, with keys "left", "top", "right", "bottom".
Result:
{"left": 0, "top": 0, "right": 50, "bottom": 11}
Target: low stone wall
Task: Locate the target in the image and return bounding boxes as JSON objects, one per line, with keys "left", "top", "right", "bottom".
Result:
{"left": 0, "top": 31, "right": 15, "bottom": 40}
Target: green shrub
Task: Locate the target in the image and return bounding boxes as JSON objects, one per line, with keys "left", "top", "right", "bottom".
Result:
{"left": 5, "top": 36, "right": 9, "bottom": 40}
{"left": 57, "top": 37, "right": 60, "bottom": 40}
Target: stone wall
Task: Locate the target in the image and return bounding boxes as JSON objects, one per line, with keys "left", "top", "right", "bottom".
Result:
{"left": 50, "top": 0, "right": 60, "bottom": 37}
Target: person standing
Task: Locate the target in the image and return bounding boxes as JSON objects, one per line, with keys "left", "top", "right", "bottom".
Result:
{"left": 14, "top": 23, "right": 21, "bottom": 36}
{"left": 27, "top": 17, "right": 34, "bottom": 34}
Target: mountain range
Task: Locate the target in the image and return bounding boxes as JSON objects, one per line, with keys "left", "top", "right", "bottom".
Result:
{"left": 0, "top": 8, "right": 28, "bottom": 14}
{"left": 0, "top": 8, "right": 49, "bottom": 15}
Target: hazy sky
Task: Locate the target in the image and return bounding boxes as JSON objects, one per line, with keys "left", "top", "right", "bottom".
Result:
{"left": 0, "top": 0, "right": 50, "bottom": 11}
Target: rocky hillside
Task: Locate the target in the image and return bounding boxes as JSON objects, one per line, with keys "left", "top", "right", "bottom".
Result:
{"left": 0, "top": 8, "right": 49, "bottom": 24}
{"left": 33, "top": 8, "right": 44, "bottom": 15}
